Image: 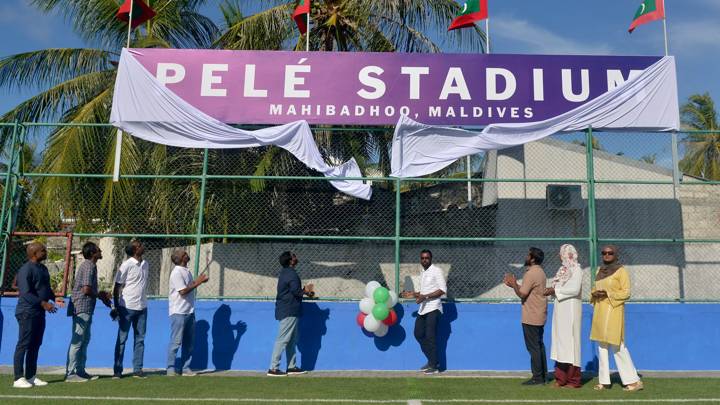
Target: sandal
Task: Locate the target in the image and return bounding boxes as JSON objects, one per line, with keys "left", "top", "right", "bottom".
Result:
{"left": 623, "top": 381, "right": 644, "bottom": 392}
{"left": 593, "top": 384, "right": 609, "bottom": 390}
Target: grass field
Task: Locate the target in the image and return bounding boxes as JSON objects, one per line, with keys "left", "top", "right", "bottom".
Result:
{"left": 0, "top": 375, "right": 719, "bottom": 404}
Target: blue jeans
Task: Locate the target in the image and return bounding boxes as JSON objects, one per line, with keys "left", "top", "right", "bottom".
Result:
{"left": 66, "top": 312, "right": 93, "bottom": 376}
{"left": 269, "top": 316, "right": 299, "bottom": 370}
{"left": 167, "top": 313, "right": 195, "bottom": 372}
{"left": 113, "top": 307, "right": 147, "bottom": 374}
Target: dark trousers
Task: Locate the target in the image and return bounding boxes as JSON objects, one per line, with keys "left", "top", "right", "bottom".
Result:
{"left": 414, "top": 309, "right": 440, "bottom": 368}
{"left": 554, "top": 362, "right": 582, "bottom": 387}
{"left": 14, "top": 314, "right": 46, "bottom": 380}
{"left": 522, "top": 323, "right": 547, "bottom": 382}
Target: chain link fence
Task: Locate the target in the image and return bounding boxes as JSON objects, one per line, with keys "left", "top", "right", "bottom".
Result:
{"left": 1, "top": 123, "right": 718, "bottom": 302}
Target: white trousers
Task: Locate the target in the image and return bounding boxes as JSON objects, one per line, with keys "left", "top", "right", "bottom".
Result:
{"left": 598, "top": 342, "right": 640, "bottom": 385}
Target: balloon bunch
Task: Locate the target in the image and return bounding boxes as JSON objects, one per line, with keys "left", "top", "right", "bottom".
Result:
{"left": 356, "top": 281, "right": 399, "bottom": 337}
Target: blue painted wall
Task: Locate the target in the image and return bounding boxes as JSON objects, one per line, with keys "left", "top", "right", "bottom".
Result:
{"left": 1, "top": 298, "right": 718, "bottom": 371}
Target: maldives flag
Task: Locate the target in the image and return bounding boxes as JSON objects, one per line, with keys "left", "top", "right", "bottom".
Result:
{"left": 628, "top": 0, "right": 665, "bottom": 33}
{"left": 448, "top": 0, "right": 488, "bottom": 31}
{"left": 292, "top": 0, "right": 310, "bottom": 34}
{"left": 116, "top": 0, "right": 156, "bottom": 29}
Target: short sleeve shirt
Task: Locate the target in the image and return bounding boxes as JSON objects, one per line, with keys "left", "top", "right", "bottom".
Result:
{"left": 519, "top": 265, "right": 548, "bottom": 326}
{"left": 168, "top": 266, "right": 195, "bottom": 315}
{"left": 418, "top": 264, "right": 447, "bottom": 315}
{"left": 71, "top": 260, "right": 98, "bottom": 315}
{"left": 114, "top": 257, "right": 149, "bottom": 311}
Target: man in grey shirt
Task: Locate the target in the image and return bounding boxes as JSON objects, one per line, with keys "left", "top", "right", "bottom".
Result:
{"left": 65, "top": 242, "right": 111, "bottom": 382}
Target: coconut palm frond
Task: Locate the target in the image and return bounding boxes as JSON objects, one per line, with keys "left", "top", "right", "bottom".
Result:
{"left": 214, "top": 4, "right": 295, "bottom": 50}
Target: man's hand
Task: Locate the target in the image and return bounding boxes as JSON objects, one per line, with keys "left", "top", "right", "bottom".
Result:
{"left": 54, "top": 297, "right": 65, "bottom": 308}
{"left": 303, "top": 283, "right": 315, "bottom": 297}
{"left": 592, "top": 290, "right": 608, "bottom": 300}
{"left": 98, "top": 291, "right": 112, "bottom": 307}
{"left": 197, "top": 273, "right": 209, "bottom": 284}
{"left": 544, "top": 287, "right": 555, "bottom": 297}
{"left": 503, "top": 273, "right": 517, "bottom": 288}
{"left": 41, "top": 301, "right": 57, "bottom": 313}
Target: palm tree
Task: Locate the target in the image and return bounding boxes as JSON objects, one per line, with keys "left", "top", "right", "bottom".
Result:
{"left": 0, "top": 0, "right": 219, "bottom": 232}
{"left": 680, "top": 93, "right": 720, "bottom": 180}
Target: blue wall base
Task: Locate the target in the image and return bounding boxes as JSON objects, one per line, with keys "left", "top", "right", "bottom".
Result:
{"left": 1, "top": 298, "right": 718, "bottom": 371}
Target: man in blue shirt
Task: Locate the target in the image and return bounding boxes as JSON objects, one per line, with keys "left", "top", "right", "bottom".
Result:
{"left": 267, "top": 251, "right": 314, "bottom": 377}
{"left": 13, "top": 242, "right": 63, "bottom": 388}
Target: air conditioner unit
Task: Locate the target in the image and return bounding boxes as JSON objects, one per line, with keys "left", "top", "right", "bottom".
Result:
{"left": 546, "top": 185, "right": 583, "bottom": 210}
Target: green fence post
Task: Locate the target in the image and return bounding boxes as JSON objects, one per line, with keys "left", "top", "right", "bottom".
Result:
{"left": 193, "top": 148, "right": 209, "bottom": 277}
{"left": 394, "top": 178, "right": 401, "bottom": 294}
{"left": 0, "top": 123, "right": 20, "bottom": 289}
{"left": 586, "top": 127, "right": 597, "bottom": 285}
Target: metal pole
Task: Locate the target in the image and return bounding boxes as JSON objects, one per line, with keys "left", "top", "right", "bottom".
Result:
{"left": 193, "top": 148, "right": 209, "bottom": 277}
{"left": 113, "top": 129, "right": 122, "bottom": 182}
{"left": 394, "top": 178, "right": 401, "bottom": 294}
{"left": 671, "top": 131, "right": 680, "bottom": 198}
{"left": 586, "top": 127, "right": 597, "bottom": 285}
{"left": 0, "top": 123, "right": 19, "bottom": 293}
{"left": 466, "top": 156, "right": 472, "bottom": 206}
{"left": 662, "top": 18, "right": 669, "bottom": 56}
{"left": 485, "top": 17, "right": 490, "bottom": 54}
{"left": 126, "top": 0, "right": 135, "bottom": 48}
{"left": 306, "top": 10, "right": 310, "bottom": 52}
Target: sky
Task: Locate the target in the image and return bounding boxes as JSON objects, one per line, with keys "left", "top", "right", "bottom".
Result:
{"left": 0, "top": 0, "right": 718, "bottom": 164}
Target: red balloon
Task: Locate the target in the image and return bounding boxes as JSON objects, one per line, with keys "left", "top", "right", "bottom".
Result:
{"left": 356, "top": 312, "right": 367, "bottom": 328}
{"left": 382, "top": 309, "right": 397, "bottom": 326}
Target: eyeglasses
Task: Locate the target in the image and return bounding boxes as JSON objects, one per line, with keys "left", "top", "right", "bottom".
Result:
{"left": 601, "top": 251, "right": 615, "bottom": 256}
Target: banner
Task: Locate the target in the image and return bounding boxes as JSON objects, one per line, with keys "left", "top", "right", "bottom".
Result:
{"left": 127, "top": 48, "right": 662, "bottom": 126}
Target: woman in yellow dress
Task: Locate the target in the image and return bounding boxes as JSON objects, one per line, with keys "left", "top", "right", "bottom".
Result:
{"left": 590, "top": 245, "right": 643, "bottom": 392}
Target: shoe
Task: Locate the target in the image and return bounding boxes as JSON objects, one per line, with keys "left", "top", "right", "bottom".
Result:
{"left": 266, "top": 369, "right": 287, "bottom": 377}
{"left": 112, "top": 373, "right": 122, "bottom": 379}
{"left": 419, "top": 363, "right": 432, "bottom": 371}
{"left": 13, "top": 378, "right": 33, "bottom": 388}
{"left": 28, "top": 376, "right": 48, "bottom": 386}
{"left": 550, "top": 381, "right": 563, "bottom": 388}
{"left": 77, "top": 372, "right": 99, "bottom": 381}
{"left": 423, "top": 368, "right": 439, "bottom": 375}
{"left": 132, "top": 371, "right": 147, "bottom": 379}
{"left": 623, "top": 381, "right": 644, "bottom": 392}
{"left": 166, "top": 368, "right": 177, "bottom": 377}
{"left": 286, "top": 367, "right": 307, "bottom": 375}
{"left": 181, "top": 370, "right": 197, "bottom": 377}
{"left": 593, "top": 383, "right": 609, "bottom": 390}
{"left": 521, "top": 379, "right": 545, "bottom": 386}
{"left": 65, "top": 374, "right": 88, "bottom": 383}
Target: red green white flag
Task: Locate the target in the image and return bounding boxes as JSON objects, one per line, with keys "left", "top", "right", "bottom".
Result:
{"left": 448, "top": 0, "right": 488, "bottom": 31}
{"left": 292, "top": 0, "right": 310, "bottom": 34}
{"left": 116, "top": 0, "right": 156, "bottom": 29}
{"left": 628, "top": 0, "right": 665, "bottom": 33}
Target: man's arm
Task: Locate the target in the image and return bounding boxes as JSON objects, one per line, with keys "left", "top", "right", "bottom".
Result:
{"left": 504, "top": 274, "right": 529, "bottom": 299}
{"left": 177, "top": 274, "right": 209, "bottom": 296}
{"left": 113, "top": 282, "right": 123, "bottom": 308}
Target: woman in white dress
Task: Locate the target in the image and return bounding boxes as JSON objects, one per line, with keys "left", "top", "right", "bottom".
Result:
{"left": 544, "top": 244, "right": 583, "bottom": 388}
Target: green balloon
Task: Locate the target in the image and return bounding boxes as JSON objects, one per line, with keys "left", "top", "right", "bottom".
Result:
{"left": 373, "top": 287, "right": 390, "bottom": 304}
{"left": 372, "top": 303, "right": 389, "bottom": 321}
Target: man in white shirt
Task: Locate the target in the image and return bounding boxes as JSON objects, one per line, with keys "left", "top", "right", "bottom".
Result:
{"left": 112, "top": 241, "right": 150, "bottom": 378}
{"left": 166, "top": 249, "right": 208, "bottom": 376}
{"left": 401, "top": 250, "right": 447, "bottom": 374}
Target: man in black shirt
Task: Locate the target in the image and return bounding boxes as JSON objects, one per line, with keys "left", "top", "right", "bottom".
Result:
{"left": 13, "top": 242, "right": 62, "bottom": 388}
{"left": 267, "top": 252, "right": 314, "bottom": 377}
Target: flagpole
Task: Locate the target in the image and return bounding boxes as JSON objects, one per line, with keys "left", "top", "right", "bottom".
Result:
{"left": 662, "top": 1, "right": 669, "bottom": 56}
{"left": 485, "top": 17, "right": 490, "bottom": 54}
{"left": 306, "top": 12, "right": 310, "bottom": 52}
{"left": 116, "top": 0, "right": 135, "bottom": 182}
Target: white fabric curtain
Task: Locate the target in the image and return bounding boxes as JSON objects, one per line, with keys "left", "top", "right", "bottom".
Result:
{"left": 110, "top": 49, "right": 371, "bottom": 200}
{"left": 391, "top": 56, "right": 680, "bottom": 178}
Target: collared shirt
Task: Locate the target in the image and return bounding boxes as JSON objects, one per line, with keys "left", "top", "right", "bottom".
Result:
{"left": 418, "top": 264, "right": 447, "bottom": 315}
{"left": 114, "top": 257, "right": 149, "bottom": 311}
{"left": 519, "top": 265, "right": 548, "bottom": 326}
{"left": 15, "top": 261, "right": 55, "bottom": 318}
{"left": 71, "top": 260, "right": 98, "bottom": 315}
{"left": 169, "top": 265, "right": 195, "bottom": 315}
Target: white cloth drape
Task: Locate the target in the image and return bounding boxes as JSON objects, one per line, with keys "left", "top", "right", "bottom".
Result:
{"left": 391, "top": 56, "right": 679, "bottom": 178}
{"left": 110, "top": 49, "right": 371, "bottom": 200}
{"left": 550, "top": 244, "right": 583, "bottom": 367}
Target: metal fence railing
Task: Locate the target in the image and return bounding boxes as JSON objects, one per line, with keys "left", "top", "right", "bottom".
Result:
{"left": 1, "top": 122, "right": 719, "bottom": 302}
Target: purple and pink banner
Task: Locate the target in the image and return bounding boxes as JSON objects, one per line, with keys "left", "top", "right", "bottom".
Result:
{"left": 130, "top": 48, "right": 661, "bottom": 126}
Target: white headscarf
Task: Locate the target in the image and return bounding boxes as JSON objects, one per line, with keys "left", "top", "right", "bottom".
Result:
{"left": 552, "top": 244, "right": 581, "bottom": 288}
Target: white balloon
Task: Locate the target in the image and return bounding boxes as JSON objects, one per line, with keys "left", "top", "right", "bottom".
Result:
{"left": 359, "top": 297, "right": 375, "bottom": 314}
{"left": 374, "top": 323, "right": 389, "bottom": 337}
{"left": 365, "top": 281, "right": 381, "bottom": 297}
{"left": 363, "top": 314, "right": 381, "bottom": 332}
{"left": 385, "top": 290, "right": 398, "bottom": 308}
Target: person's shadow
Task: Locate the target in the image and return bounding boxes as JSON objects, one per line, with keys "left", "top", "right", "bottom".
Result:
{"left": 211, "top": 304, "right": 247, "bottom": 370}
{"left": 436, "top": 301, "right": 458, "bottom": 371}
{"left": 190, "top": 320, "right": 210, "bottom": 370}
{"left": 0, "top": 303, "right": 4, "bottom": 353}
{"left": 374, "top": 304, "right": 406, "bottom": 351}
{"left": 298, "top": 303, "right": 329, "bottom": 371}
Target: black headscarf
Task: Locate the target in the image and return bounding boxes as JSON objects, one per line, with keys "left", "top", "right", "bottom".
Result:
{"left": 596, "top": 244, "right": 622, "bottom": 281}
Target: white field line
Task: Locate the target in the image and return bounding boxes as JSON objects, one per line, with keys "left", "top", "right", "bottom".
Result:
{"left": 1, "top": 396, "right": 720, "bottom": 403}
